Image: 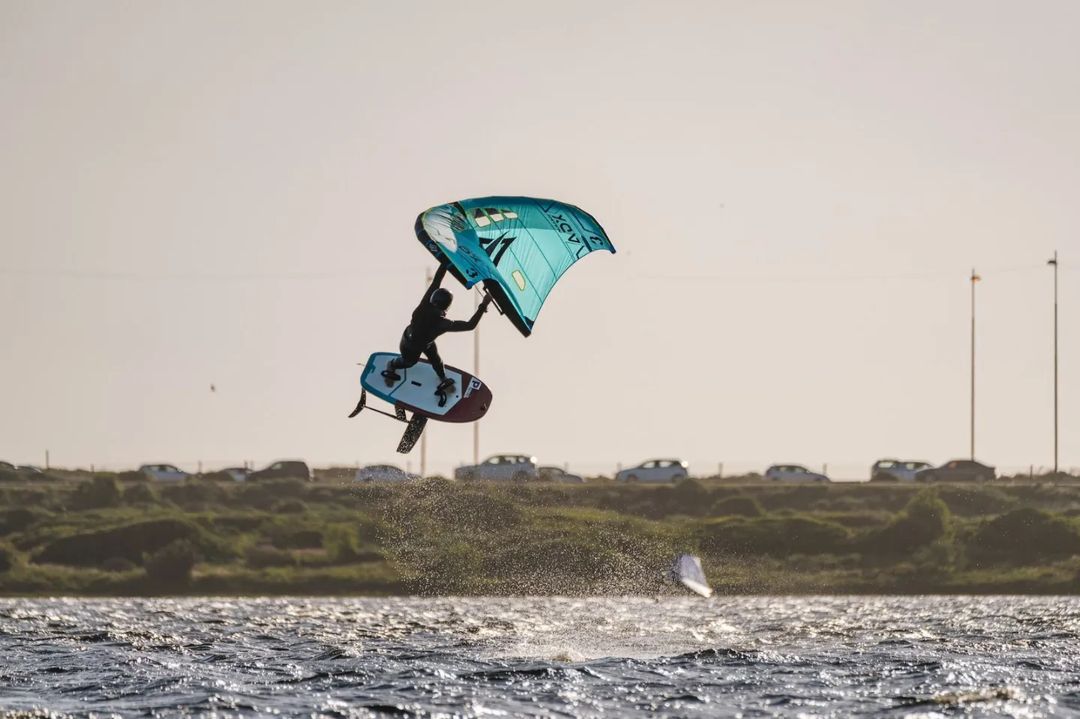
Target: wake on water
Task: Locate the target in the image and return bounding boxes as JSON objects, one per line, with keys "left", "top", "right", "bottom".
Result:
{"left": 370, "top": 479, "right": 708, "bottom": 597}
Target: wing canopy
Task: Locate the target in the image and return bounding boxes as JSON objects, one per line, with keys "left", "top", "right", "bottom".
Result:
{"left": 415, "top": 196, "right": 614, "bottom": 336}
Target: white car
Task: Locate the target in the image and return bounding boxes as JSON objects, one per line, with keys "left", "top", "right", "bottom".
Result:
{"left": 765, "top": 464, "right": 830, "bottom": 482}
{"left": 355, "top": 464, "right": 420, "bottom": 482}
{"left": 139, "top": 464, "right": 189, "bottom": 482}
{"left": 538, "top": 466, "right": 585, "bottom": 483}
{"left": 455, "top": 455, "right": 538, "bottom": 482}
{"left": 870, "top": 459, "right": 933, "bottom": 482}
{"left": 615, "top": 459, "right": 689, "bottom": 483}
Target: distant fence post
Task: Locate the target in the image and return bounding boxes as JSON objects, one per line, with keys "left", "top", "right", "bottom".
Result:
{"left": 718, "top": 462, "right": 723, "bottom": 479}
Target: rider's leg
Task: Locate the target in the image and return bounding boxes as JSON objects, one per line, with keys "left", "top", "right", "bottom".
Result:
{"left": 383, "top": 332, "right": 421, "bottom": 384}
{"left": 424, "top": 343, "right": 454, "bottom": 391}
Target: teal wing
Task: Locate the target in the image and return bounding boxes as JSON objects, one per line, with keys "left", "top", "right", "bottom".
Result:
{"left": 415, "top": 196, "right": 614, "bottom": 336}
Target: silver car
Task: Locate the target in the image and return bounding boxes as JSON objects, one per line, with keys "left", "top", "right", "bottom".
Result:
{"left": 354, "top": 464, "right": 420, "bottom": 482}
{"left": 139, "top": 464, "right": 189, "bottom": 482}
{"left": 615, "top": 459, "right": 689, "bottom": 483}
{"left": 871, "top": 459, "right": 933, "bottom": 482}
{"left": 455, "top": 455, "right": 538, "bottom": 482}
{"left": 764, "top": 464, "right": 830, "bottom": 482}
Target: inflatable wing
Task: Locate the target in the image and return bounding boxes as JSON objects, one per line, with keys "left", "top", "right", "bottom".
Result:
{"left": 415, "top": 197, "right": 614, "bottom": 337}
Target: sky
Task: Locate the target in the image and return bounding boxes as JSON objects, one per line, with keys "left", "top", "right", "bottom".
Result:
{"left": 1, "top": 0, "right": 1077, "bottom": 478}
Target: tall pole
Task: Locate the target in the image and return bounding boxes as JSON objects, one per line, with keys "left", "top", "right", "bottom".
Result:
{"left": 970, "top": 268, "right": 980, "bottom": 460}
{"left": 420, "top": 268, "right": 432, "bottom": 478}
{"left": 1049, "top": 251, "right": 1059, "bottom": 476}
{"left": 473, "top": 291, "right": 480, "bottom": 466}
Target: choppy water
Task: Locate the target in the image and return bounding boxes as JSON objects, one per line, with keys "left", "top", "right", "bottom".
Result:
{"left": 1, "top": 596, "right": 1078, "bottom": 717}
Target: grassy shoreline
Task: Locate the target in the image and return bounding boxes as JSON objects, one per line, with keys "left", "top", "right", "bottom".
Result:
{"left": 2, "top": 474, "right": 1080, "bottom": 597}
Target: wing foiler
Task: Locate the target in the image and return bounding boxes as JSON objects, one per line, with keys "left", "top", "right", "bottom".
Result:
{"left": 671, "top": 554, "right": 713, "bottom": 598}
{"left": 415, "top": 197, "right": 615, "bottom": 337}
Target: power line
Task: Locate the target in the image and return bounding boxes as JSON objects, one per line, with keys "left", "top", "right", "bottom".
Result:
{"left": 0, "top": 266, "right": 419, "bottom": 282}
{"left": 642, "top": 263, "right": 1047, "bottom": 284}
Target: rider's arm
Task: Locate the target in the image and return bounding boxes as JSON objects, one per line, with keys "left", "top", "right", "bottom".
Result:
{"left": 445, "top": 295, "right": 492, "bottom": 332}
{"left": 420, "top": 264, "right": 448, "bottom": 306}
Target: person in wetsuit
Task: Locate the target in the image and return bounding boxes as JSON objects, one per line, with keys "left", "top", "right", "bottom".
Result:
{"left": 382, "top": 263, "right": 492, "bottom": 391}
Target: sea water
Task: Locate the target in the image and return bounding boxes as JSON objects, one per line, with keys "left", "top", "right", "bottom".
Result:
{"left": 1, "top": 596, "right": 1078, "bottom": 717}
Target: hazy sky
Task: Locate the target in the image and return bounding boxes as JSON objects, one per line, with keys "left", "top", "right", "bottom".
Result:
{"left": 1, "top": 0, "right": 1076, "bottom": 477}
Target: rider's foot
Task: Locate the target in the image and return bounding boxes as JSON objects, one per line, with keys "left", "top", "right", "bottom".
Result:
{"left": 381, "top": 368, "right": 401, "bottom": 386}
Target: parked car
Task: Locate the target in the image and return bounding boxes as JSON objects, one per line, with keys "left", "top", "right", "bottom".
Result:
{"left": 17, "top": 465, "right": 44, "bottom": 477}
{"left": 615, "top": 459, "right": 689, "bottom": 483}
{"left": 221, "top": 467, "right": 251, "bottom": 482}
{"left": 355, "top": 464, "right": 420, "bottom": 482}
{"left": 0, "top": 461, "right": 15, "bottom": 472}
{"left": 538, "top": 466, "right": 585, "bottom": 483}
{"left": 139, "top": 464, "right": 189, "bottom": 482}
{"left": 916, "top": 459, "right": 995, "bottom": 483}
{"left": 870, "top": 459, "right": 933, "bottom": 482}
{"left": 455, "top": 455, "right": 538, "bottom": 481}
{"left": 764, "top": 464, "right": 830, "bottom": 482}
{"left": 248, "top": 460, "right": 312, "bottom": 482}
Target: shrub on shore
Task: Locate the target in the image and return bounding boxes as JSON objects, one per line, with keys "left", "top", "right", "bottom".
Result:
{"left": 160, "top": 478, "right": 226, "bottom": 508}
{"left": 702, "top": 515, "right": 850, "bottom": 556}
{"left": 712, "top": 495, "right": 764, "bottom": 517}
{"left": 270, "top": 526, "right": 323, "bottom": 550}
{"left": 145, "top": 539, "right": 197, "bottom": 587}
{"left": 0, "top": 542, "right": 18, "bottom": 572}
{"left": 71, "top": 476, "right": 122, "bottom": 510}
{"left": 0, "top": 508, "right": 49, "bottom": 536}
{"left": 33, "top": 517, "right": 226, "bottom": 567}
{"left": 324, "top": 525, "right": 361, "bottom": 563}
{"left": 123, "top": 483, "right": 158, "bottom": 505}
{"left": 245, "top": 545, "right": 296, "bottom": 569}
{"left": 967, "top": 508, "right": 1080, "bottom": 564}
{"left": 860, "top": 489, "right": 952, "bottom": 556}
{"left": 4, "top": 477, "right": 1080, "bottom": 596}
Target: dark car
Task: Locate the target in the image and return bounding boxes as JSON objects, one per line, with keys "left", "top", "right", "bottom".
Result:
{"left": 916, "top": 459, "right": 995, "bottom": 483}
{"left": 248, "top": 460, "right": 312, "bottom": 482}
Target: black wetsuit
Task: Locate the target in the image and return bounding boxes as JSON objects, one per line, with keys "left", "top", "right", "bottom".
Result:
{"left": 388, "top": 265, "right": 487, "bottom": 380}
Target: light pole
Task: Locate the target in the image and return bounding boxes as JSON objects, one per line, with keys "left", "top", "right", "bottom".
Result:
{"left": 473, "top": 291, "right": 480, "bottom": 466}
{"left": 970, "top": 268, "right": 980, "bottom": 460}
{"left": 1048, "top": 251, "right": 1059, "bottom": 476}
{"left": 420, "top": 268, "right": 432, "bottom": 478}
